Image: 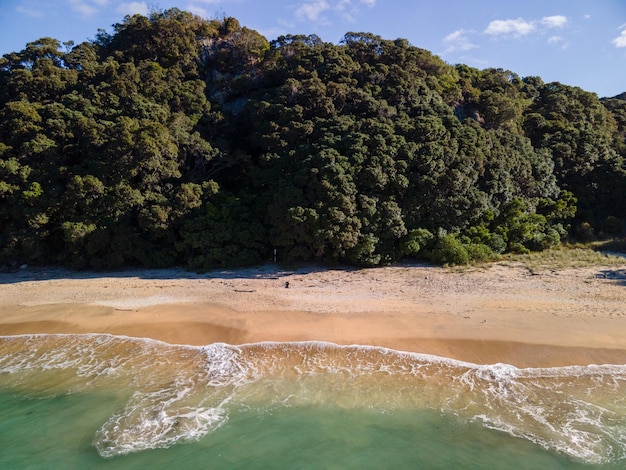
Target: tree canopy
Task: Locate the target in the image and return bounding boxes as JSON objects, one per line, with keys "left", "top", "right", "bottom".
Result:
{"left": 1, "top": 9, "right": 624, "bottom": 269}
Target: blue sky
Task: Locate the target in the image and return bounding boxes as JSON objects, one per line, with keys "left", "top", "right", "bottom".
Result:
{"left": 1, "top": 0, "right": 625, "bottom": 97}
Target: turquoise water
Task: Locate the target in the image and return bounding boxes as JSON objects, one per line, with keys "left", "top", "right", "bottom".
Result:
{"left": 2, "top": 334, "right": 626, "bottom": 469}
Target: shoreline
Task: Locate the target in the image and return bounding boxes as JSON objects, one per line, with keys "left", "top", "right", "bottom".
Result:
{"left": 1, "top": 263, "right": 626, "bottom": 368}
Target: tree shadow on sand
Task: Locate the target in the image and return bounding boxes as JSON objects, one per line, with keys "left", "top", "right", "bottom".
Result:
{"left": 596, "top": 268, "right": 626, "bottom": 287}
{"left": 0, "top": 263, "right": 344, "bottom": 285}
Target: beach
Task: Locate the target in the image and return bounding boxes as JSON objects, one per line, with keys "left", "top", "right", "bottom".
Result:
{"left": 2, "top": 261, "right": 626, "bottom": 367}
{"left": 4, "top": 261, "right": 626, "bottom": 467}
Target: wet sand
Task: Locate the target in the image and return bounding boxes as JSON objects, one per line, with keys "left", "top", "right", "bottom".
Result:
{"left": 1, "top": 262, "right": 625, "bottom": 367}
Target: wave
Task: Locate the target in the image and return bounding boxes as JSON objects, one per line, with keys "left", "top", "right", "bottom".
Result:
{"left": 1, "top": 334, "right": 626, "bottom": 463}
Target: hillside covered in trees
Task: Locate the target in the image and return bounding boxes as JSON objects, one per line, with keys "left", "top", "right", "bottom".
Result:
{"left": 1, "top": 9, "right": 625, "bottom": 270}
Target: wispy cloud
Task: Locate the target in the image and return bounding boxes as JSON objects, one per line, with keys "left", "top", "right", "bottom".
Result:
{"left": 116, "top": 1, "right": 148, "bottom": 16}
{"left": 613, "top": 28, "right": 626, "bottom": 48}
{"left": 15, "top": 5, "right": 45, "bottom": 18}
{"left": 484, "top": 18, "right": 536, "bottom": 37}
{"left": 186, "top": 5, "right": 209, "bottom": 18}
{"left": 443, "top": 14, "right": 571, "bottom": 57}
{"left": 484, "top": 15, "right": 568, "bottom": 38}
{"left": 541, "top": 15, "right": 567, "bottom": 28}
{"left": 293, "top": 0, "right": 376, "bottom": 26}
{"left": 66, "top": 0, "right": 111, "bottom": 17}
{"left": 547, "top": 35, "right": 569, "bottom": 49}
{"left": 336, "top": 0, "right": 376, "bottom": 23}
{"left": 295, "top": 0, "right": 330, "bottom": 23}
{"left": 67, "top": 0, "right": 98, "bottom": 17}
{"left": 443, "top": 29, "right": 477, "bottom": 53}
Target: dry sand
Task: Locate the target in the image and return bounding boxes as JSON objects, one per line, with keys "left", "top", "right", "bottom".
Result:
{"left": 1, "top": 262, "right": 626, "bottom": 367}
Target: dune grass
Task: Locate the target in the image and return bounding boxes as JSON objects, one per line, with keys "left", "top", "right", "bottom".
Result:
{"left": 497, "top": 244, "right": 625, "bottom": 272}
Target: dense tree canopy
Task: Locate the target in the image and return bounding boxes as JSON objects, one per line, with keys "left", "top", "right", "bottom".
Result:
{"left": 1, "top": 9, "right": 624, "bottom": 269}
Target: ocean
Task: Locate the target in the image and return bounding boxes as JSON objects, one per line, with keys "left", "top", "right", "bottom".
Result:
{"left": 2, "top": 333, "right": 626, "bottom": 469}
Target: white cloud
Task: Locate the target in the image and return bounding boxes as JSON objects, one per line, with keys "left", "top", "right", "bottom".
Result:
{"left": 443, "top": 29, "right": 477, "bottom": 53}
{"left": 116, "top": 1, "right": 149, "bottom": 16}
{"left": 547, "top": 35, "right": 562, "bottom": 45}
{"left": 67, "top": 0, "right": 97, "bottom": 16}
{"left": 257, "top": 26, "right": 288, "bottom": 41}
{"left": 336, "top": 0, "right": 377, "bottom": 23}
{"left": 295, "top": 0, "right": 330, "bottom": 22}
{"left": 335, "top": 0, "right": 355, "bottom": 22}
{"left": 484, "top": 18, "right": 536, "bottom": 37}
{"left": 66, "top": 0, "right": 111, "bottom": 17}
{"left": 186, "top": 5, "right": 209, "bottom": 18}
{"left": 293, "top": 0, "right": 375, "bottom": 25}
{"left": 541, "top": 15, "right": 567, "bottom": 28}
{"left": 613, "top": 29, "right": 626, "bottom": 48}
{"left": 444, "top": 30, "right": 464, "bottom": 43}
{"left": 483, "top": 15, "right": 570, "bottom": 41}
{"left": 547, "top": 35, "right": 569, "bottom": 49}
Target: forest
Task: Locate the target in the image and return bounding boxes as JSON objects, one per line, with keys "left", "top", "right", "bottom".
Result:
{"left": 1, "top": 8, "right": 625, "bottom": 270}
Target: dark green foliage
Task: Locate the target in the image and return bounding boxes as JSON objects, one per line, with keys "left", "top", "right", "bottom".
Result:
{"left": 429, "top": 234, "right": 471, "bottom": 265}
{"left": 523, "top": 83, "right": 626, "bottom": 231}
{"left": 0, "top": 10, "right": 623, "bottom": 269}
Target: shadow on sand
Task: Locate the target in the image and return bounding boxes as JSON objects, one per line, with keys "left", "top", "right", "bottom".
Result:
{"left": 0, "top": 263, "right": 347, "bottom": 285}
{"left": 596, "top": 268, "right": 626, "bottom": 287}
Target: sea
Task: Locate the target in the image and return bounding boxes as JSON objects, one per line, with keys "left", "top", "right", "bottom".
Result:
{"left": 2, "top": 333, "right": 626, "bottom": 469}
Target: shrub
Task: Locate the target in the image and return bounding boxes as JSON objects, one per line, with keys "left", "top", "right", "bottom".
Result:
{"left": 430, "top": 234, "right": 470, "bottom": 265}
{"left": 488, "top": 233, "right": 507, "bottom": 254}
{"left": 575, "top": 222, "right": 595, "bottom": 242}
{"left": 466, "top": 243, "right": 495, "bottom": 262}
{"left": 508, "top": 242, "right": 530, "bottom": 254}
{"left": 402, "top": 228, "right": 434, "bottom": 257}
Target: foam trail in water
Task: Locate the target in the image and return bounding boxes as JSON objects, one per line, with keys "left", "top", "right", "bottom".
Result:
{"left": 94, "top": 386, "right": 228, "bottom": 457}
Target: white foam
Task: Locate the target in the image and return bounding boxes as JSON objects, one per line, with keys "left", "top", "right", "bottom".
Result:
{"left": 5, "top": 334, "right": 626, "bottom": 463}
{"left": 94, "top": 403, "right": 227, "bottom": 457}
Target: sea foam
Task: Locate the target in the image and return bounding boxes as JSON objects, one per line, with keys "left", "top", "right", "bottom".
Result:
{"left": 2, "top": 334, "right": 626, "bottom": 463}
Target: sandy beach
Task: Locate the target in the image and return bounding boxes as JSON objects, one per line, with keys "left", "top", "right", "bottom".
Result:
{"left": 1, "top": 262, "right": 626, "bottom": 367}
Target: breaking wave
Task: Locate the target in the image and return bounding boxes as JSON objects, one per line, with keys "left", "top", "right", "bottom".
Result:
{"left": 2, "top": 334, "right": 626, "bottom": 464}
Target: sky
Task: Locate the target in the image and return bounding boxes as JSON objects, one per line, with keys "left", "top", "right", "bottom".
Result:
{"left": 0, "top": 0, "right": 625, "bottom": 97}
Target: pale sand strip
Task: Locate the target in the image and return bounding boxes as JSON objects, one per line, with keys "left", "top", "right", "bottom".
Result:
{"left": 1, "top": 263, "right": 625, "bottom": 367}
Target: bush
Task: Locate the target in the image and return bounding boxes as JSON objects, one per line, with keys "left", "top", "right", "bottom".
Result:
{"left": 430, "top": 234, "right": 470, "bottom": 265}
{"left": 466, "top": 243, "right": 495, "bottom": 262}
{"left": 574, "top": 222, "right": 595, "bottom": 242}
{"left": 508, "top": 242, "right": 530, "bottom": 254}
{"left": 401, "top": 228, "right": 434, "bottom": 257}
{"left": 488, "top": 233, "right": 507, "bottom": 254}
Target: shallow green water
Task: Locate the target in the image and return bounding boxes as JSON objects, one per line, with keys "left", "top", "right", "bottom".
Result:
{"left": 2, "top": 334, "right": 626, "bottom": 469}
{"left": 0, "top": 391, "right": 589, "bottom": 469}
